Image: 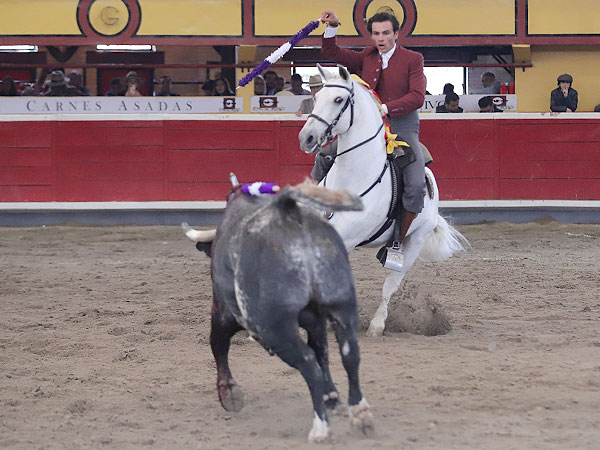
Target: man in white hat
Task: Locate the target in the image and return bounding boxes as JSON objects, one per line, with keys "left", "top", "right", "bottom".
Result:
{"left": 296, "top": 74, "right": 337, "bottom": 182}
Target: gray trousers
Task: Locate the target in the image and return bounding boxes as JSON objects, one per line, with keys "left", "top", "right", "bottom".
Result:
{"left": 386, "top": 110, "right": 426, "bottom": 214}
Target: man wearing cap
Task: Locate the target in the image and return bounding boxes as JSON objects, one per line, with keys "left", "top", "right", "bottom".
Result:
{"left": 319, "top": 8, "right": 427, "bottom": 249}
{"left": 296, "top": 74, "right": 338, "bottom": 182}
{"left": 550, "top": 73, "right": 578, "bottom": 112}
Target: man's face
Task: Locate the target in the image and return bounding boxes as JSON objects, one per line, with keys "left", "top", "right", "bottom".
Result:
{"left": 160, "top": 77, "right": 171, "bottom": 92}
{"left": 446, "top": 100, "right": 460, "bottom": 112}
{"left": 265, "top": 74, "right": 277, "bottom": 89}
{"left": 291, "top": 78, "right": 303, "bottom": 90}
{"left": 559, "top": 81, "right": 571, "bottom": 90}
{"left": 370, "top": 21, "right": 398, "bottom": 53}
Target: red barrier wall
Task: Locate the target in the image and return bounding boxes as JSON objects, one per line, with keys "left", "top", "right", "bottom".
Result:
{"left": 1, "top": 116, "right": 599, "bottom": 202}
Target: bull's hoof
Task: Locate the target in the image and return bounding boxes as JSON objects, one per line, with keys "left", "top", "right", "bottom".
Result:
{"left": 308, "top": 414, "right": 329, "bottom": 443}
{"left": 218, "top": 380, "right": 244, "bottom": 412}
{"left": 366, "top": 322, "right": 384, "bottom": 337}
{"left": 349, "top": 398, "right": 375, "bottom": 438}
{"left": 324, "top": 391, "right": 341, "bottom": 412}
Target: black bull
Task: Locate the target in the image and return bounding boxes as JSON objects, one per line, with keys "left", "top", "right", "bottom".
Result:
{"left": 184, "top": 183, "right": 374, "bottom": 442}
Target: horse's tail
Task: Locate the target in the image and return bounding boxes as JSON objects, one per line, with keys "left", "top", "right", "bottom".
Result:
{"left": 419, "top": 214, "right": 470, "bottom": 262}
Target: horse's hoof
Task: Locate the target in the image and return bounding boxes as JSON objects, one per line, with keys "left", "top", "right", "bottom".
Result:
{"left": 349, "top": 398, "right": 375, "bottom": 438}
{"left": 366, "top": 323, "right": 384, "bottom": 337}
{"left": 308, "top": 414, "right": 329, "bottom": 443}
{"left": 218, "top": 380, "right": 244, "bottom": 412}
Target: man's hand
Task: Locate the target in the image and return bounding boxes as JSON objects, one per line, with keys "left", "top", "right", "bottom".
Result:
{"left": 320, "top": 10, "right": 340, "bottom": 27}
{"left": 561, "top": 86, "right": 569, "bottom": 97}
{"left": 295, "top": 110, "right": 303, "bottom": 117}
{"left": 566, "top": 108, "right": 573, "bottom": 112}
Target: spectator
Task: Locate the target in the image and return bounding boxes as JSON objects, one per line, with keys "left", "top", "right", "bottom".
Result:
{"left": 287, "top": 73, "right": 310, "bottom": 95}
{"left": 253, "top": 75, "right": 266, "bottom": 95}
{"left": 212, "top": 77, "right": 235, "bottom": 96}
{"left": 263, "top": 70, "right": 278, "bottom": 95}
{"left": 478, "top": 72, "right": 501, "bottom": 94}
{"left": 275, "top": 76, "right": 286, "bottom": 93}
{"left": 105, "top": 77, "right": 125, "bottom": 96}
{"left": 478, "top": 96, "right": 502, "bottom": 113}
{"left": 294, "top": 74, "right": 337, "bottom": 182}
{"left": 550, "top": 73, "right": 578, "bottom": 112}
{"left": 202, "top": 71, "right": 221, "bottom": 96}
{"left": 42, "top": 70, "right": 79, "bottom": 97}
{"left": 442, "top": 83, "right": 455, "bottom": 96}
{"left": 295, "top": 75, "right": 324, "bottom": 115}
{"left": 124, "top": 71, "right": 143, "bottom": 97}
{"left": 20, "top": 83, "right": 37, "bottom": 96}
{"left": 594, "top": 104, "right": 600, "bottom": 112}
{"left": 0, "top": 76, "right": 18, "bottom": 96}
{"left": 67, "top": 71, "right": 91, "bottom": 96}
{"left": 156, "top": 75, "right": 180, "bottom": 96}
{"left": 436, "top": 93, "right": 463, "bottom": 113}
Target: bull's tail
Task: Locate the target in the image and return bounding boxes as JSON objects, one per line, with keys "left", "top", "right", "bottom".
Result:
{"left": 277, "top": 182, "right": 363, "bottom": 213}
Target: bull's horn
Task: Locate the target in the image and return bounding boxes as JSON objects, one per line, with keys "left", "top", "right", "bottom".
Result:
{"left": 181, "top": 222, "right": 216, "bottom": 242}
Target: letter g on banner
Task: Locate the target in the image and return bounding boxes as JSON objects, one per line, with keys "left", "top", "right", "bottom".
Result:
{"left": 356, "top": 0, "right": 417, "bottom": 38}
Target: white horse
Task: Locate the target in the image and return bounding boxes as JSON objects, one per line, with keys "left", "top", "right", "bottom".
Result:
{"left": 298, "top": 65, "right": 468, "bottom": 337}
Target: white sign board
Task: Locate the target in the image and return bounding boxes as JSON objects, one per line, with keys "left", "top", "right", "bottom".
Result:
{"left": 0, "top": 96, "right": 244, "bottom": 114}
{"left": 250, "top": 95, "right": 310, "bottom": 113}
{"left": 420, "top": 94, "right": 517, "bottom": 113}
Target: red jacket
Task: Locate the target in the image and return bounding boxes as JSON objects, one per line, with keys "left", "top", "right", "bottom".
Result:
{"left": 322, "top": 35, "right": 426, "bottom": 118}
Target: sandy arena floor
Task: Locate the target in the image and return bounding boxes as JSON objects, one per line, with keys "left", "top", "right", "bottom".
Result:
{"left": 1, "top": 221, "right": 599, "bottom": 449}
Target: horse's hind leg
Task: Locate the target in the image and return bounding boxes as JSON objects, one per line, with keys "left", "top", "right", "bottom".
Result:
{"left": 329, "top": 303, "right": 375, "bottom": 437}
{"left": 299, "top": 308, "right": 340, "bottom": 411}
{"left": 367, "top": 234, "right": 425, "bottom": 337}
{"left": 210, "top": 301, "right": 244, "bottom": 412}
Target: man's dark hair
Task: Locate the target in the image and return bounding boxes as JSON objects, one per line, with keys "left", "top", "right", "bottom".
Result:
{"left": 367, "top": 12, "right": 400, "bottom": 33}
{"left": 478, "top": 96, "right": 493, "bottom": 108}
{"left": 110, "top": 77, "right": 121, "bottom": 86}
{"left": 445, "top": 92, "right": 459, "bottom": 104}
{"left": 291, "top": 73, "right": 302, "bottom": 81}
{"left": 264, "top": 70, "right": 277, "bottom": 80}
{"left": 442, "top": 83, "right": 455, "bottom": 95}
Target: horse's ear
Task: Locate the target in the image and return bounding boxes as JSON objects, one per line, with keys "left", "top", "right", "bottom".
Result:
{"left": 317, "top": 63, "right": 327, "bottom": 82}
{"left": 337, "top": 65, "right": 350, "bottom": 81}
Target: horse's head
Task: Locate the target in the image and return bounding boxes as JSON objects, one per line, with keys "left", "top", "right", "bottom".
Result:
{"left": 299, "top": 64, "right": 355, "bottom": 154}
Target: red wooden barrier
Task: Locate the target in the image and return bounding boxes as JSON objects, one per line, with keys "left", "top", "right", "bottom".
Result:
{"left": 1, "top": 116, "right": 599, "bottom": 202}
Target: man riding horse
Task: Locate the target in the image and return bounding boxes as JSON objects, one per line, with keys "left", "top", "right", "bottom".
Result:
{"left": 318, "top": 8, "right": 427, "bottom": 258}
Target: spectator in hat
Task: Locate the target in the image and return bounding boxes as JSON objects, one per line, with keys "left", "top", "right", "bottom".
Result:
{"left": 42, "top": 70, "right": 79, "bottom": 97}
{"left": 295, "top": 75, "right": 324, "bottom": 116}
{"left": 550, "top": 73, "right": 577, "bottom": 112}
{"left": 0, "top": 76, "right": 18, "bottom": 96}
{"left": 105, "top": 77, "right": 125, "bottom": 96}
{"left": 286, "top": 73, "right": 310, "bottom": 95}
{"left": 155, "top": 75, "right": 179, "bottom": 96}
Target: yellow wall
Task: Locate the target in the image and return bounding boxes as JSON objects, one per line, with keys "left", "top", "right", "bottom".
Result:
{"left": 515, "top": 46, "right": 600, "bottom": 112}
{"left": 528, "top": 0, "right": 600, "bottom": 34}
{"left": 0, "top": 0, "right": 80, "bottom": 35}
{"left": 413, "top": 0, "right": 515, "bottom": 35}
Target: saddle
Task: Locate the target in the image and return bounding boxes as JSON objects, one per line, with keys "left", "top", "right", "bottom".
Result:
{"left": 357, "top": 143, "right": 434, "bottom": 247}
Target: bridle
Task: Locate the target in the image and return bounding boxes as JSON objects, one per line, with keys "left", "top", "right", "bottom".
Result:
{"left": 308, "top": 82, "right": 355, "bottom": 146}
{"left": 312, "top": 79, "right": 388, "bottom": 202}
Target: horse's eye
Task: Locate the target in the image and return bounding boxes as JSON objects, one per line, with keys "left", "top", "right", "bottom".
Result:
{"left": 335, "top": 96, "right": 343, "bottom": 104}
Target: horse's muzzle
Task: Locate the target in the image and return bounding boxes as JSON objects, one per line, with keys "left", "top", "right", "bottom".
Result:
{"left": 298, "top": 127, "right": 321, "bottom": 154}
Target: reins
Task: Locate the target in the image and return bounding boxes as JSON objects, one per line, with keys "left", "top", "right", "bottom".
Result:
{"left": 316, "top": 79, "right": 387, "bottom": 198}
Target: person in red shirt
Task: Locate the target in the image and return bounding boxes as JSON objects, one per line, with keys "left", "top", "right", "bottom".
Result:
{"left": 319, "top": 9, "right": 427, "bottom": 246}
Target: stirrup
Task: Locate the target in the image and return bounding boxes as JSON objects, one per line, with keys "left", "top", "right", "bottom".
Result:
{"left": 376, "top": 241, "right": 404, "bottom": 272}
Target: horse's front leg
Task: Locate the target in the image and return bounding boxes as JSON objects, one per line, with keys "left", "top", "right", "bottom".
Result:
{"left": 367, "top": 234, "right": 424, "bottom": 337}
